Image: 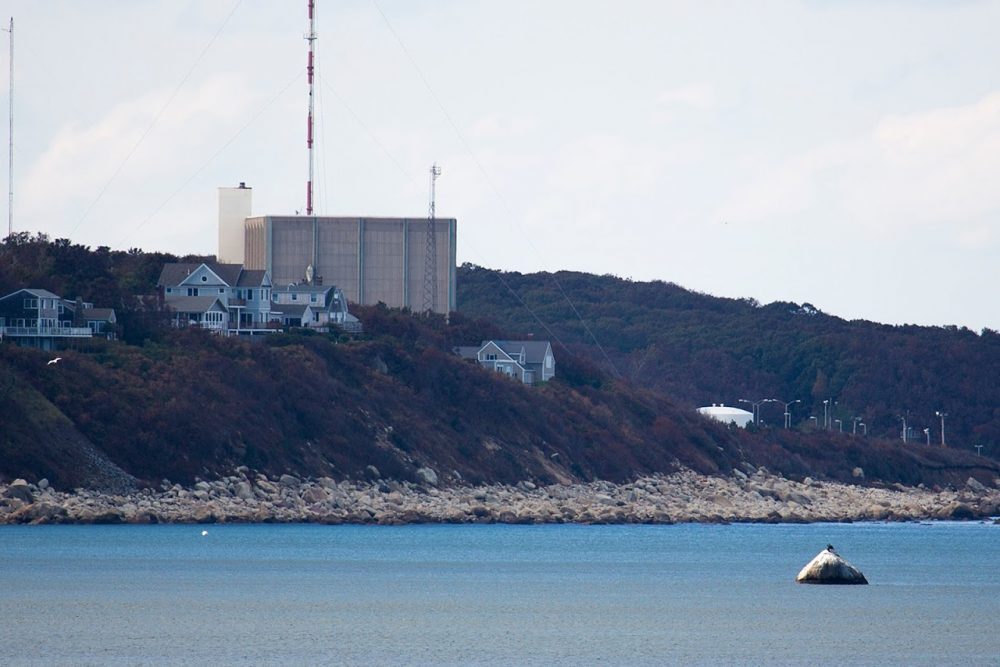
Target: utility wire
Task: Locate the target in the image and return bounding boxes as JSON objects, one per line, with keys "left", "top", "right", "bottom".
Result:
{"left": 370, "top": 0, "right": 622, "bottom": 378}
{"left": 69, "top": 0, "right": 245, "bottom": 241}
{"left": 318, "top": 71, "right": 570, "bottom": 354}
{"left": 117, "top": 70, "right": 302, "bottom": 248}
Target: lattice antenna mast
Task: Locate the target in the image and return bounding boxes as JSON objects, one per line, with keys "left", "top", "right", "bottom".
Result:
{"left": 2, "top": 18, "right": 11, "bottom": 238}
{"left": 422, "top": 163, "right": 442, "bottom": 313}
{"left": 305, "top": 1, "right": 316, "bottom": 215}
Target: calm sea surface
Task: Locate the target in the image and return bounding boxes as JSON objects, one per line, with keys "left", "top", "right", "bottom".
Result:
{"left": 1, "top": 522, "right": 998, "bottom": 666}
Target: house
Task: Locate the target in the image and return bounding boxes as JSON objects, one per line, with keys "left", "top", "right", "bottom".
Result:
{"left": 271, "top": 283, "right": 362, "bottom": 333}
{"left": 157, "top": 262, "right": 274, "bottom": 335}
{"left": 456, "top": 339, "right": 556, "bottom": 385}
{"left": 0, "top": 288, "right": 116, "bottom": 349}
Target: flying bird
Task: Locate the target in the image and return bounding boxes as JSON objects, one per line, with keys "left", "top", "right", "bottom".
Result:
{"left": 47, "top": 357, "right": 62, "bottom": 365}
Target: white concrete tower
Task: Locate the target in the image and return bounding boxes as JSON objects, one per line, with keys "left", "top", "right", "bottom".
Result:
{"left": 218, "top": 182, "right": 252, "bottom": 264}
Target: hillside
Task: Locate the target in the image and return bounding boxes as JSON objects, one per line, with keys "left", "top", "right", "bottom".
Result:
{"left": 458, "top": 264, "right": 1000, "bottom": 457}
{"left": 1, "top": 235, "right": 997, "bottom": 492}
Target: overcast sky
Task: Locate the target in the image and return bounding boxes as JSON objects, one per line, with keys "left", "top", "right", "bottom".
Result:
{"left": 3, "top": 1, "right": 999, "bottom": 330}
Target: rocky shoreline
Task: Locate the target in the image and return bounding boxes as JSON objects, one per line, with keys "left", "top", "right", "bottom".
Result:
{"left": 2, "top": 466, "right": 999, "bottom": 526}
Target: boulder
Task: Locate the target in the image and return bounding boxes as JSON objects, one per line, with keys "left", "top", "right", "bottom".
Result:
{"left": 796, "top": 547, "right": 868, "bottom": 585}
{"left": 278, "top": 474, "right": 301, "bottom": 488}
{"left": 965, "top": 477, "right": 987, "bottom": 494}
{"left": 3, "top": 482, "right": 35, "bottom": 503}
{"left": 415, "top": 467, "right": 438, "bottom": 487}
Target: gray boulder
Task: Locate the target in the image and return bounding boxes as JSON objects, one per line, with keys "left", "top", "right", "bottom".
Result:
{"left": 3, "top": 481, "right": 34, "bottom": 504}
{"left": 415, "top": 467, "right": 438, "bottom": 487}
{"left": 965, "top": 477, "right": 987, "bottom": 494}
{"left": 796, "top": 547, "right": 868, "bottom": 585}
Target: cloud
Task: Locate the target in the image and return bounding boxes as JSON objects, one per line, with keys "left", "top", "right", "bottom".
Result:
{"left": 657, "top": 83, "right": 718, "bottom": 111}
{"left": 20, "top": 74, "right": 255, "bottom": 242}
{"left": 717, "top": 91, "right": 1000, "bottom": 245}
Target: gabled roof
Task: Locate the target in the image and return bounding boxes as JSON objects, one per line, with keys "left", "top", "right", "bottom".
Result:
{"left": 236, "top": 269, "right": 269, "bottom": 287}
{"left": 487, "top": 340, "right": 553, "bottom": 364}
{"left": 157, "top": 262, "right": 242, "bottom": 287}
{"left": 164, "top": 295, "right": 228, "bottom": 313}
{"left": 0, "top": 288, "right": 62, "bottom": 301}
{"left": 272, "top": 284, "right": 334, "bottom": 294}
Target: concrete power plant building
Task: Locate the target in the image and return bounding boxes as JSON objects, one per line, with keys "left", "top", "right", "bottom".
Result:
{"left": 217, "top": 186, "right": 457, "bottom": 315}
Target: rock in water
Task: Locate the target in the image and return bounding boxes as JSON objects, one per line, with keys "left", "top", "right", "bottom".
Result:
{"left": 796, "top": 548, "right": 868, "bottom": 585}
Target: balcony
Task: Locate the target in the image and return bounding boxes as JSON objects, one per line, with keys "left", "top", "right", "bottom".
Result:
{"left": 0, "top": 326, "right": 93, "bottom": 338}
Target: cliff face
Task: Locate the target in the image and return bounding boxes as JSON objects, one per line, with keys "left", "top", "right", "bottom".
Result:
{"left": 1, "top": 315, "right": 996, "bottom": 492}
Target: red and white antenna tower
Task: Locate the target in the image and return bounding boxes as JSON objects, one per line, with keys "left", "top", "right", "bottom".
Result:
{"left": 305, "top": 0, "right": 316, "bottom": 216}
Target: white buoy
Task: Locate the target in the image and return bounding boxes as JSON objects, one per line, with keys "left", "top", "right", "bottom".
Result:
{"left": 201, "top": 530, "right": 208, "bottom": 536}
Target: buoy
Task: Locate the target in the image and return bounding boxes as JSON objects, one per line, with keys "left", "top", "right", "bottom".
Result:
{"left": 201, "top": 530, "right": 208, "bottom": 536}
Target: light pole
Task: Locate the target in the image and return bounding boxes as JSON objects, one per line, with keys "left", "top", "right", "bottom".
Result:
{"left": 823, "top": 400, "right": 829, "bottom": 430}
{"left": 835, "top": 419, "right": 842, "bottom": 433}
{"left": 739, "top": 398, "right": 771, "bottom": 425}
{"left": 923, "top": 428, "right": 931, "bottom": 446}
{"left": 900, "top": 415, "right": 907, "bottom": 443}
{"left": 858, "top": 422, "right": 867, "bottom": 436}
{"left": 809, "top": 416, "right": 818, "bottom": 428}
{"left": 935, "top": 411, "right": 947, "bottom": 447}
{"left": 853, "top": 417, "right": 862, "bottom": 435}
{"left": 777, "top": 399, "right": 800, "bottom": 429}
{"left": 975, "top": 445, "right": 983, "bottom": 456}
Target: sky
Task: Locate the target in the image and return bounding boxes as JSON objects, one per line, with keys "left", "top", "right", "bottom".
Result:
{"left": 3, "top": 0, "right": 999, "bottom": 330}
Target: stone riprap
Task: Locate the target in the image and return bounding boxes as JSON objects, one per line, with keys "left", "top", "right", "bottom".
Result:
{"left": 1, "top": 468, "right": 998, "bottom": 525}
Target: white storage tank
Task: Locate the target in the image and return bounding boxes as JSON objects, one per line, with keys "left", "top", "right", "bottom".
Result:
{"left": 697, "top": 404, "right": 754, "bottom": 428}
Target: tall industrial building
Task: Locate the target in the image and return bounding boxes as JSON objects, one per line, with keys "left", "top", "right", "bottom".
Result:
{"left": 243, "top": 216, "right": 456, "bottom": 314}
{"left": 217, "top": 188, "right": 457, "bottom": 315}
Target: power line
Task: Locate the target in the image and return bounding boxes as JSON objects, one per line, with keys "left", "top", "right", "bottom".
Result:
{"left": 69, "top": 0, "right": 245, "bottom": 240}
{"left": 117, "top": 70, "right": 302, "bottom": 248}
{"left": 369, "top": 0, "right": 622, "bottom": 379}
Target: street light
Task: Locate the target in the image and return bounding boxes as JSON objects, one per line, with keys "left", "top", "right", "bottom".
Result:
{"left": 858, "top": 422, "right": 867, "bottom": 436}
{"left": 823, "top": 400, "right": 830, "bottom": 430}
{"left": 923, "top": 427, "right": 931, "bottom": 446}
{"left": 900, "top": 415, "right": 908, "bottom": 443}
{"left": 809, "top": 416, "right": 818, "bottom": 428}
{"left": 739, "top": 398, "right": 772, "bottom": 425}
{"left": 835, "top": 418, "right": 843, "bottom": 433}
{"left": 935, "top": 411, "right": 947, "bottom": 447}
{"left": 852, "top": 417, "right": 863, "bottom": 436}
{"left": 777, "top": 399, "right": 801, "bottom": 429}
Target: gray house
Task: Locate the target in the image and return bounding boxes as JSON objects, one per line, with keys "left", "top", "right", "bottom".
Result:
{"left": 456, "top": 340, "right": 556, "bottom": 385}
{"left": 271, "top": 283, "right": 362, "bottom": 333}
{"left": 0, "top": 288, "right": 116, "bottom": 349}
{"left": 157, "top": 262, "right": 273, "bottom": 334}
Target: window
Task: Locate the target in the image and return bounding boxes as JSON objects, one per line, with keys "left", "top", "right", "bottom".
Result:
{"left": 485, "top": 353, "right": 497, "bottom": 361}
{"left": 219, "top": 288, "right": 225, "bottom": 294}
{"left": 201, "top": 275, "right": 207, "bottom": 282}
{"left": 247, "top": 290, "right": 253, "bottom": 301}
{"left": 310, "top": 293, "right": 317, "bottom": 303}
{"left": 291, "top": 293, "right": 298, "bottom": 301}
{"left": 187, "top": 287, "right": 199, "bottom": 296}
{"left": 546, "top": 355, "right": 553, "bottom": 369}
{"left": 24, "top": 298, "right": 38, "bottom": 309}
{"left": 58, "top": 304, "right": 65, "bottom": 314}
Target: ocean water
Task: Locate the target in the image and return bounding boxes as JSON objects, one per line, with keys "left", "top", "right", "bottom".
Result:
{"left": 1, "top": 522, "right": 997, "bottom": 666}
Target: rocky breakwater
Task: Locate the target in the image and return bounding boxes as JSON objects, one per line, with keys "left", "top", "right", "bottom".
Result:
{"left": 1, "top": 465, "right": 999, "bottom": 525}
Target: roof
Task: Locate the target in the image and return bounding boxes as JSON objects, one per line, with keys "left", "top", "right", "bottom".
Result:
{"left": 275, "top": 304, "right": 308, "bottom": 318}
{"left": 488, "top": 340, "right": 553, "bottom": 364}
{"left": 157, "top": 262, "right": 243, "bottom": 287}
{"left": 454, "top": 346, "right": 480, "bottom": 360}
{"left": 164, "top": 295, "right": 228, "bottom": 313}
{"left": 272, "top": 284, "right": 334, "bottom": 294}
{"left": 81, "top": 308, "right": 116, "bottom": 322}
{"left": 0, "top": 288, "right": 63, "bottom": 301}
{"left": 236, "top": 269, "right": 269, "bottom": 287}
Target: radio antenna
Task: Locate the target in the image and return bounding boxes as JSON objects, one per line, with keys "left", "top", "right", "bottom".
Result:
{"left": 305, "top": 1, "right": 316, "bottom": 215}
